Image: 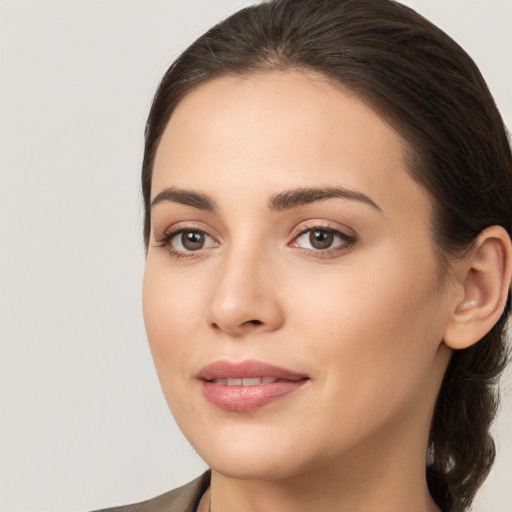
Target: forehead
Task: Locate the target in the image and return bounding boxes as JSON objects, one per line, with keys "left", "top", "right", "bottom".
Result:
{"left": 152, "top": 70, "right": 431, "bottom": 222}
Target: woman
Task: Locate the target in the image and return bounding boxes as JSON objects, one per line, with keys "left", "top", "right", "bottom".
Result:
{"left": 99, "top": 0, "right": 512, "bottom": 510}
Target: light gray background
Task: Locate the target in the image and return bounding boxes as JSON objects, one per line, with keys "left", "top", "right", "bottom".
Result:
{"left": 0, "top": 1, "right": 510, "bottom": 511}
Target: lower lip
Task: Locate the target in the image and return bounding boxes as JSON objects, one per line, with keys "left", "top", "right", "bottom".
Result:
{"left": 200, "top": 379, "right": 308, "bottom": 412}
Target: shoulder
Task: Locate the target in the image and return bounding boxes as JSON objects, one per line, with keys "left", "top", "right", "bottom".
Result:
{"left": 91, "top": 471, "right": 211, "bottom": 512}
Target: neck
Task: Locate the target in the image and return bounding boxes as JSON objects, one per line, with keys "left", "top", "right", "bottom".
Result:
{"left": 209, "top": 458, "right": 439, "bottom": 512}
{"left": 207, "top": 416, "right": 441, "bottom": 512}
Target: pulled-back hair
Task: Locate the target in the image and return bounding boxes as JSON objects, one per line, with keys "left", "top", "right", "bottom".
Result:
{"left": 141, "top": 1, "right": 512, "bottom": 510}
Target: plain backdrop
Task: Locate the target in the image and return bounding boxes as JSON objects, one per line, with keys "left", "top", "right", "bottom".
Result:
{"left": 0, "top": 1, "right": 511, "bottom": 511}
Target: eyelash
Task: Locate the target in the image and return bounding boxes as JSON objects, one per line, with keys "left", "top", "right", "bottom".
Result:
{"left": 155, "top": 226, "right": 217, "bottom": 259}
{"left": 290, "top": 222, "right": 357, "bottom": 258}
{"left": 155, "top": 223, "right": 357, "bottom": 260}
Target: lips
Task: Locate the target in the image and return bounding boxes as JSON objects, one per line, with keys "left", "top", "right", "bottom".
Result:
{"left": 211, "top": 377, "right": 281, "bottom": 385}
{"left": 197, "top": 360, "right": 309, "bottom": 412}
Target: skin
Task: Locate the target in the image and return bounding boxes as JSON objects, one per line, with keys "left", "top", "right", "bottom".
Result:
{"left": 143, "top": 70, "right": 473, "bottom": 512}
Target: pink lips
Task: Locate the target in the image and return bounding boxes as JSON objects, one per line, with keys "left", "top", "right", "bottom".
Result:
{"left": 197, "top": 360, "right": 309, "bottom": 412}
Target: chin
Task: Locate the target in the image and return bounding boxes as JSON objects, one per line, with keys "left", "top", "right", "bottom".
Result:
{"left": 206, "top": 453, "right": 308, "bottom": 482}
{"left": 182, "top": 422, "right": 308, "bottom": 480}
{"left": 190, "top": 422, "right": 341, "bottom": 484}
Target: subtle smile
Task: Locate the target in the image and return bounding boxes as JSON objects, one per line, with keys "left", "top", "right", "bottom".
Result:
{"left": 197, "top": 360, "right": 309, "bottom": 412}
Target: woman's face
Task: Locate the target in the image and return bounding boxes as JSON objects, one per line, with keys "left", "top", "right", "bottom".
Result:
{"left": 143, "top": 71, "right": 455, "bottom": 480}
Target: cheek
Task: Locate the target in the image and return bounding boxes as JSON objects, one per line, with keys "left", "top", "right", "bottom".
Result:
{"left": 142, "top": 259, "right": 206, "bottom": 386}
{"left": 287, "top": 248, "right": 445, "bottom": 414}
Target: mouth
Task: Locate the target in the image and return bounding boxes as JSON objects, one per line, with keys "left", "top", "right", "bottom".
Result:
{"left": 210, "top": 377, "right": 291, "bottom": 385}
{"left": 197, "top": 360, "right": 310, "bottom": 412}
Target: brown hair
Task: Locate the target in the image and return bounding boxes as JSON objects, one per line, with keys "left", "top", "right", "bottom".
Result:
{"left": 141, "top": 1, "right": 512, "bottom": 510}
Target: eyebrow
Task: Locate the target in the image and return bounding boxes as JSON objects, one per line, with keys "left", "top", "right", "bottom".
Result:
{"left": 151, "top": 187, "right": 217, "bottom": 211}
{"left": 268, "top": 187, "right": 382, "bottom": 212}
{"left": 150, "top": 186, "right": 381, "bottom": 213}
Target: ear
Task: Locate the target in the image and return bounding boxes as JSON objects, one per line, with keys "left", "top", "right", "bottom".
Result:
{"left": 443, "top": 226, "right": 512, "bottom": 350}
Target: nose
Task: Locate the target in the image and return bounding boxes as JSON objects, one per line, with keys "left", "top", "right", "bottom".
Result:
{"left": 206, "top": 244, "right": 285, "bottom": 337}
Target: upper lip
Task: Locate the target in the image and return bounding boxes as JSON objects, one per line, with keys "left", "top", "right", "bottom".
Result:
{"left": 197, "top": 359, "right": 308, "bottom": 381}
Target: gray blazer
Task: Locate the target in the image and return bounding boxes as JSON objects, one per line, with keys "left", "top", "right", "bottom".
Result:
{"left": 93, "top": 471, "right": 210, "bottom": 512}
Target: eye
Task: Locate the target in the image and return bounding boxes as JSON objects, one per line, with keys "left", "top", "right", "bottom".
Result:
{"left": 291, "top": 226, "right": 356, "bottom": 253}
{"left": 303, "top": 229, "right": 336, "bottom": 250}
{"left": 171, "top": 230, "right": 217, "bottom": 252}
{"left": 157, "top": 228, "right": 218, "bottom": 257}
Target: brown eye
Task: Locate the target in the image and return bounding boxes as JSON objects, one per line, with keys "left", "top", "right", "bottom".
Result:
{"left": 168, "top": 229, "right": 217, "bottom": 253}
{"left": 291, "top": 226, "right": 356, "bottom": 256}
{"left": 309, "top": 229, "right": 334, "bottom": 249}
{"left": 180, "top": 231, "right": 205, "bottom": 251}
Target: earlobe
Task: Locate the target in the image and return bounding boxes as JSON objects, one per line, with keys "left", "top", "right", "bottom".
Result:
{"left": 443, "top": 226, "right": 512, "bottom": 350}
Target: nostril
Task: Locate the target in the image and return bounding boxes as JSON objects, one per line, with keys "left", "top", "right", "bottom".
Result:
{"left": 246, "top": 319, "right": 263, "bottom": 326}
